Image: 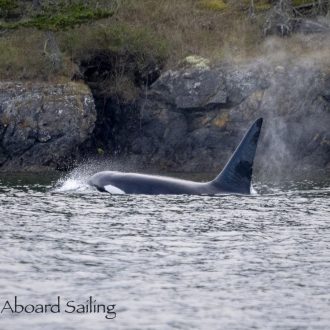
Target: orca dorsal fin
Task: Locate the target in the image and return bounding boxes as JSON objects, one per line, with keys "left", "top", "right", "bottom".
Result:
{"left": 212, "top": 118, "right": 263, "bottom": 194}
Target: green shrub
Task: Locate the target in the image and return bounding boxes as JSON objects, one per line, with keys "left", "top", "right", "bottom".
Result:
{"left": 0, "top": 3, "right": 113, "bottom": 30}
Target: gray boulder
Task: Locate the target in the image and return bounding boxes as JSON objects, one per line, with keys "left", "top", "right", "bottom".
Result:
{"left": 116, "top": 60, "right": 330, "bottom": 174}
{"left": 0, "top": 82, "right": 96, "bottom": 171}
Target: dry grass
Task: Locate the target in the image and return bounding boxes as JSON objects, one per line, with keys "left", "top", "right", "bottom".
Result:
{"left": 0, "top": 29, "right": 72, "bottom": 81}
{"left": 111, "top": 0, "right": 264, "bottom": 66}
{"left": 197, "top": 0, "right": 228, "bottom": 11}
{"left": 0, "top": 0, "right": 263, "bottom": 81}
{"left": 59, "top": 22, "right": 168, "bottom": 64}
{"left": 0, "top": 0, "right": 329, "bottom": 83}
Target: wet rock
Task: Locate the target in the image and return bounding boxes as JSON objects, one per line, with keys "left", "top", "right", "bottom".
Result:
{"left": 149, "top": 63, "right": 269, "bottom": 111}
{"left": 0, "top": 82, "right": 96, "bottom": 171}
{"left": 2, "top": 59, "right": 330, "bottom": 175}
{"left": 110, "top": 61, "right": 330, "bottom": 173}
{"left": 149, "top": 69, "right": 227, "bottom": 110}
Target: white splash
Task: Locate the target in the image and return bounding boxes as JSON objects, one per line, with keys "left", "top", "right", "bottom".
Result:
{"left": 53, "top": 164, "right": 96, "bottom": 193}
{"left": 54, "top": 178, "right": 91, "bottom": 193}
{"left": 250, "top": 184, "right": 258, "bottom": 196}
{"left": 52, "top": 159, "right": 131, "bottom": 193}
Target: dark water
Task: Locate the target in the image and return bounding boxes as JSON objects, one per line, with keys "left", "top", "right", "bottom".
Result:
{"left": 0, "top": 171, "right": 329, "bottom": 330}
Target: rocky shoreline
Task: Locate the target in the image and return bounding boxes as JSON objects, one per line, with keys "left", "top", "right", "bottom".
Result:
{"left": 0, "top": 59, "right": 330, "bottom": 174}
{"left": 0, "top": 82, "right": 95, "bottom": 171}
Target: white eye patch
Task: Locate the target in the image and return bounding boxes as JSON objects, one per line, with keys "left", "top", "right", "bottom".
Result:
{"left": 104, "top": 185, "right": 125, "bottom": 194}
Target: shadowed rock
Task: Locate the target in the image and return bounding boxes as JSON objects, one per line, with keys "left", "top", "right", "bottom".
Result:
{"left": 107, "top": 60, "right": 330, "bottom": 174}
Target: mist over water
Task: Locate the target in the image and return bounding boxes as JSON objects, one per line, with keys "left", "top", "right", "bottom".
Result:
{"left": 0, "top": 169, "right": 329, "bottom": 329}
{"left": 226, "top": 32, "right": 330, "bottom": 178}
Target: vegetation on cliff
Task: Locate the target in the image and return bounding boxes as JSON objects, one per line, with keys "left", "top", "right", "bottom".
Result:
{"left": 1, "top": 1, "right": 330, "bottom": 172}
{"left": 0, "top": 0, "right": 329, "bottom": 100}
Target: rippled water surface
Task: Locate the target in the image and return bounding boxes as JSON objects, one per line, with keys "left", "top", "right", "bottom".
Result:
{"left": 0, "top": 171, "right": 330, "bottom": 330}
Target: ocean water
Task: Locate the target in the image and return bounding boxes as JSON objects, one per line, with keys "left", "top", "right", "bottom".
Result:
{"left": 0, "top": 170, "right": 329, "bottom": 330}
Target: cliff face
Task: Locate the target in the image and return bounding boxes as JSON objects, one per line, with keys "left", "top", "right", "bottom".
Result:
{"left": 108, "top": 60, "right": 330, "bottom": 175}
{"left": 0, "top": 60, "right": 330, "bottom": 174}
{"left": 0, "top": 82, "right": 96, "bottom": 171}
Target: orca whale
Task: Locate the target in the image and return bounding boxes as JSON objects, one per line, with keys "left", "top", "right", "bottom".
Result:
{"left": 88, "top": 118, "right": 263, "bottom": 195}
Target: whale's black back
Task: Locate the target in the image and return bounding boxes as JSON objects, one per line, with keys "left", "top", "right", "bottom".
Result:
{"left": 88, "top": 118, "right": 263, "bottom": 195}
